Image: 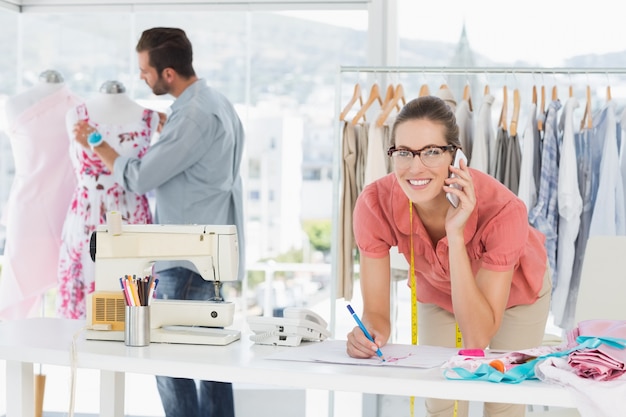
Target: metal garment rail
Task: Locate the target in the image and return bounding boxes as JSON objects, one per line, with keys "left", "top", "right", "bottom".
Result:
{"left": 328, "top": 64, "right": 626, "bottom": 340}
{"left": 338, "top": 66, "right": 626, "bottom": 74}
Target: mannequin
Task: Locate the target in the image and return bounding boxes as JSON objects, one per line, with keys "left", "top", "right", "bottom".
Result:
{"left": 5, "top": 70, "right": 66, "bottom": 125}
{"left": 57, "top": 80, "right": 159, "bottom": 319}
{"left": 0, "top": 69, "right": 82, "bottom": 319}
{"left": 81, "top": 80, "right": 148, "bottom": 125}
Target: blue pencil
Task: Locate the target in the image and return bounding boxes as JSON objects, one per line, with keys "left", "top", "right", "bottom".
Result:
{"left": 347, "top": 304, "right": 386, "bottom": 361}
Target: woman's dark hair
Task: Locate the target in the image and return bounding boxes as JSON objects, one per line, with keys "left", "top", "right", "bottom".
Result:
{"left": 136, "top": 27, "right": 196, "bottom": 78}
{"left": 390, "top": 95, "right": 461, "bottom": 148}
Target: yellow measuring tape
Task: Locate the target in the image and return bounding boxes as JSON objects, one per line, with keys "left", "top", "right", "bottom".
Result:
{"left": 409, "top": 201, "right": 462, "bottom": 417}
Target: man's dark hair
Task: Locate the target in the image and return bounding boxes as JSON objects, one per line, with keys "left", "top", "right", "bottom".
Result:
{"left": 136, "top": 27, "right": 196, "bottom": 78}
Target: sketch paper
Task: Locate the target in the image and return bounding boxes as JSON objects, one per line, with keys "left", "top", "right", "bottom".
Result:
{"left": 266, "top": 339, "right": 459, "bottom": 368}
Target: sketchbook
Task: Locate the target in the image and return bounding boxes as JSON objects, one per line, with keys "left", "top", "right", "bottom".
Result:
{"left": 266, "top": 339, "right": 459, "bottom": 368}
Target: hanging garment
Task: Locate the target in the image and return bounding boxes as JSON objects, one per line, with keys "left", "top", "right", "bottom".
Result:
{"left": 337, "top": 121, "right": 368, "bottom": 300}
{"left": 620, "top": 110, "right": 626, "bottom": 220}
{"left": 503, "top": 129, "right": 522, "bottom": 195}
{"left": 558, "top": 124, "right": 599, "bottom": 330}
{"left": 551, "top": 96, "right": 582, "bottom": 326}
{"left": 589, "top": 100, "right": 626, "bottom": 236}
{"left": 363, "top": 119, "right": 390, "bottom": 186}
{"left": 455, "top": 98, "right": 473, "bottom": 164}
{"left": 529, "top": 99, "right": 562, "bottom": 274}
{"left": 493, "top": 127, "right": 509, "bottom": 186}
{"left": 0, "top": 86, "right": 81, "bottom": 319}
{"left": 469, "top": 93, "right": 495, "bottom": 174}
{"left": 56, "top": 103, "right": 157, "bottom": 318}
{"left": 517, "top": 102, "right": 539, "bottom": 212}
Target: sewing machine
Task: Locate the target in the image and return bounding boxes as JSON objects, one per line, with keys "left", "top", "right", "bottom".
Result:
{"left": 85, "top": 223, "right": 241, "bottom": 345}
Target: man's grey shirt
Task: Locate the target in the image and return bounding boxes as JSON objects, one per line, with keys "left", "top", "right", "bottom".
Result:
{"left": 114, "top": 79, "right": 245, "bottom": 279}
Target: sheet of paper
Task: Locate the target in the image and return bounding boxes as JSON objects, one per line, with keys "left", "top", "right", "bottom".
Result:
{"left": 266, "top": 339, "right": 459, "bottom": 368}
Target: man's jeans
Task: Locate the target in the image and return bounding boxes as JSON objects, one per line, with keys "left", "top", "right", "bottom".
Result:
{"left": 154, "top": 267, "right": 235, "bottom": 417}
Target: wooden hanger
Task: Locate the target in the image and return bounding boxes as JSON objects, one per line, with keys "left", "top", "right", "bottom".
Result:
{"left": 339, "top": 83, "right": 363, "bottom": 121}
{"left": 607, "top": 85, "right": 612, "bottom": 101}
{"left": 499, "top": 86, "right": 508, "bottom": 131}
{"left": 484, "top": 84, "right": 490, "bottom": 96}
{"left": 383, "top": 84, "right": 395, "bottom": 109}
{"left": 351, "top": 83, "right": 383, "bottom": 125}
{"left": 532, "top": 85, "right": 537, "bottom": 105}
{"left": 551, "top": 85, "right": 558, "bottom": 101}
{"left": 510, "top": 89, "right": 521, "bottom": 137}
{"left": 418, "top": 83, "right": 430, "bottom": 97}
{"left": 569, "top": 85, "right": 574, "bottom": 98}
{"left": 538, "top": 85, "right": 546, "bottom": 131}
{"left": 580, "top": 85, "right": 593, "bottom": 130}
{"left": 376, "top": 83, "right": 405, "bottom": 127}
{"left": 463, "top": 84, "right": 473, "bottom": 111}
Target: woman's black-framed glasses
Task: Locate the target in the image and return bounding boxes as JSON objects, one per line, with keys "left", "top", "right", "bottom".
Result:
{"left": 387, "top": 145, "right": 457, "bottom": 168}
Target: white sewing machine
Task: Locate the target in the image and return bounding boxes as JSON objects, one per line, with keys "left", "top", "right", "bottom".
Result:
{"left": 85, "top": 223, "right": 241, "bottom": 345}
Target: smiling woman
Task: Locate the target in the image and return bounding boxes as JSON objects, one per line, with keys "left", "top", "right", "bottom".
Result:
{"left": 348, "top": 95, "right": 552, "bottom": 417}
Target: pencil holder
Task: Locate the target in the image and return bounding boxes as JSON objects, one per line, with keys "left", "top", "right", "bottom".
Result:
{"left": 124, "top": 305, "right": 150, "bottom": 347}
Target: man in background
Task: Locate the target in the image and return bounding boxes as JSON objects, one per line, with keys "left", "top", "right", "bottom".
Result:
{"left": 75, "top": 27, "right": 245, "bottom": 417}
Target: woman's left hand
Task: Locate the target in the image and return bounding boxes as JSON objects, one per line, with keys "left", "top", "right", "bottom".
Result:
{"left": 444, "top": 158, "right": 476, "bottom": 234}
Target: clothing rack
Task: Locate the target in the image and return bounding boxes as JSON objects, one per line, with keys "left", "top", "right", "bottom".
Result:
{"left": 338, "top": 65, "right": 626, "bottom": 74}
{"left": 329, "top": 64, "right": 626, "bottom": 335}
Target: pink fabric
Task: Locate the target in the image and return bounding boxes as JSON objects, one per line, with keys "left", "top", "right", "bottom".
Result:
{"left": 0, "top": 86, "right": 82, "bottom": 319}
{"left": 567, "top": 319, "right": 626, "bottom": 381}
{"left": 56, "top": 103, "right": 157, "bottom": 319}
{"left": 353, "top": 170, "right": 547, "bottom": 313}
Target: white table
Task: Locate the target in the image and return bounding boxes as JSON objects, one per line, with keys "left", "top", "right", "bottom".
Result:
{"left": 0, "top": 318, "right": 578, "bottom": 417}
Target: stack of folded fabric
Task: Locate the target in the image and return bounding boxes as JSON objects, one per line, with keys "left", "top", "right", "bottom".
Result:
{"left": 566, "top": 319, "right": 626, "bottom": 381}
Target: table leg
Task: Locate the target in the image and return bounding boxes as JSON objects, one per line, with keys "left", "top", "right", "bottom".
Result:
{"left": 6, "top": 361, "right": 34, "bottom": 417}
{"left": 100, "top": 370, "right": 125, "bottom": 417}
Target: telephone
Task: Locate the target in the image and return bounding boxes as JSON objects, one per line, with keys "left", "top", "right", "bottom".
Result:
{"left": 247, "top": 307, "right": 331, "bottom": 347}
{"left": 446, "top": 148, "right": 468, "bottom": 208}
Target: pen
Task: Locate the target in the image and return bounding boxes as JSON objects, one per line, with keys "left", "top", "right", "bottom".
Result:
{"left": 347, "top": 304, "right": 385, "bottom": 361}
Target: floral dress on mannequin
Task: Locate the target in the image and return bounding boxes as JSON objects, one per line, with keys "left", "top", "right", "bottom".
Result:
{"left": 57, "top": 103, "right": 158, "bottom": 318}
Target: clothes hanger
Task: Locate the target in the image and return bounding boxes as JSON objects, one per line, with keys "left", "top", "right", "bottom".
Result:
{"left": 580, "top": 85, "right": 593, "bottom": 130}
{"left": 499, "top": 85, "right": 508, "bottom": 131}
{"left": 463, "top": 84, "right": 473, "bottom": 111}
{"left": 376, "top": 83, "right": 405, "bottom": 127}
{"left": 538, "top": 85, "right": 546, "bottom": 131}
{"left": 339, "top": 83, "right": 363, "bottom": 121}
{"left": 607, "top": 85, "right": 612, "bottom": 101}
{"left": 551, "top": 85, "right": 558, "bottom": 101}
{"left": 510, "top": 88, "right": 521, "bottom": 137}
{"left": 532, "top": 85, "right": 537, "bottom": 105}
{"left": 383, "top": 84, "right": 395, "bottom": 107}
{"left": 484, "top": 84, "right": 490, "bottom": 96}
{"left": 351, "top": 83, "right": 383, "bottom": 125}
{"left": 419, "top": 83, "right": 430, "bottom": 97}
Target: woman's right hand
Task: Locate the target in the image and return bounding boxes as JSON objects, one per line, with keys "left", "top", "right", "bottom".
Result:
{"left": 346, "top": 325, "right": 384, "bottom": 359}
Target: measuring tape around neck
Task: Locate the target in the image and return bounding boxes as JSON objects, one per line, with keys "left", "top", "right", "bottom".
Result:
{"left": 409, "top": 200, "right": 462, "bottom": 417}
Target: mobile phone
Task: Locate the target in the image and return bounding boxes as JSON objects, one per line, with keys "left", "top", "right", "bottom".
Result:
{"left": 446, "top": 149, "right": 467, "bottom": 208}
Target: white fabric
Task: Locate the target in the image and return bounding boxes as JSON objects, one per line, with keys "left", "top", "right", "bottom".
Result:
{"left": 363, "top": 119, "right": 390, "bottom": 186}
{"left": 589, "top": 101, "right": 626, "bottom": 236}
{"left": 469, "top": 93, "right": 495, "bottom": 174}
{"left": 455, "top": 98, "right": 473, "bottom": 163}
{"left": 517, "top": 102, "right": 538, "bottom": 212}
{"left": 536, "top": 356, "right": 626, "bottom": 417}
{"left": 552, "top": 97, "right": 583, "bottom": 325}
{"left": 620, "top": 109, "right": 626, "bottom": 221}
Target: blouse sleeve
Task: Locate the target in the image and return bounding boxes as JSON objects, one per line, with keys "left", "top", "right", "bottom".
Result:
{"left": 353, "top": 183, "right": 396, "bottom": 258}
{"left": 480, "top": 198, "right": 530, "bottom": 271}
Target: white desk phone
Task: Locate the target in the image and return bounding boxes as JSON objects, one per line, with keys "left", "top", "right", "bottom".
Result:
{"left": 247, "top": 307, "right": 331, "bottom": 346}
{"left": 85, "top": 223, "right": 241, "bottom": 345}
